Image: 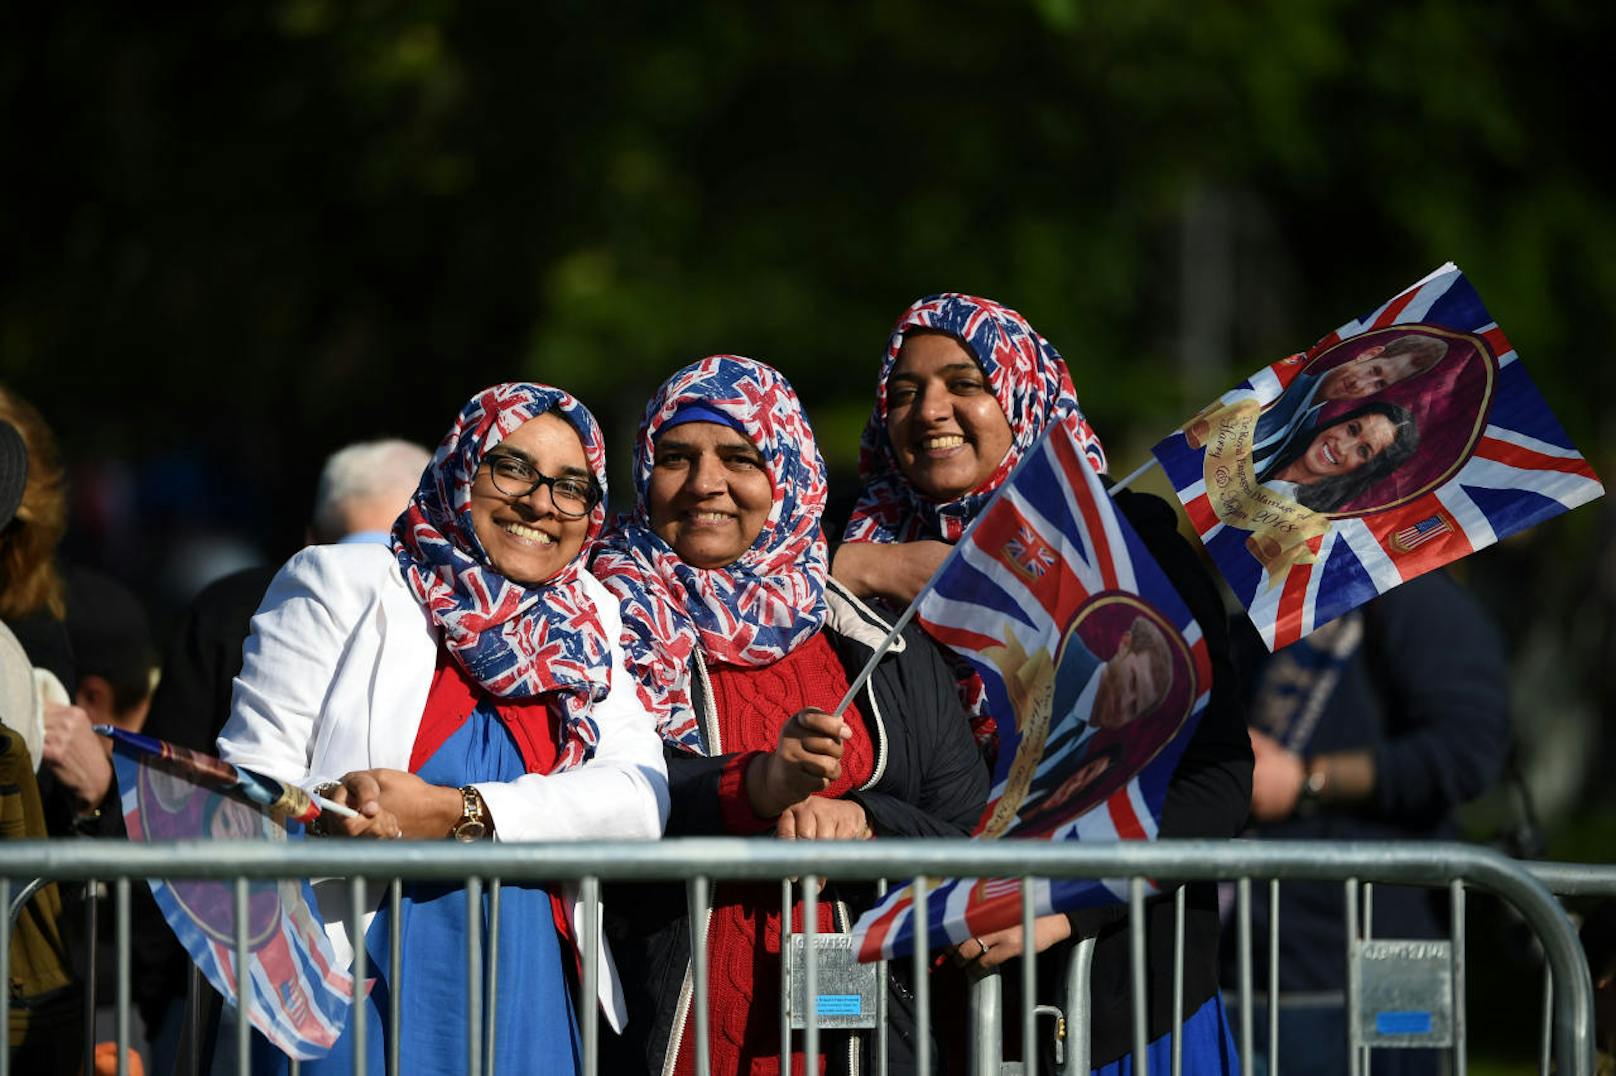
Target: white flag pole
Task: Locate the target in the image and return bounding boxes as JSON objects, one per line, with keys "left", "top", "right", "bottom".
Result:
{"left": 1106, "top": 456, "right": 1160, "bottom": 495}
{"left": 829, "top": 599, "right": 921, "bottom": 719}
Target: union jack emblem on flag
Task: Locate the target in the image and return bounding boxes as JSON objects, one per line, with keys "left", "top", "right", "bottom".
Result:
{"left": 1004, "top": 524, "right": 1057, "bottom": 581}
{"left": 1151, "top": 263, "right": 1603, "bottom": 651}
{"left": 850, "top": 422, "right": 1211, "bottom": 962}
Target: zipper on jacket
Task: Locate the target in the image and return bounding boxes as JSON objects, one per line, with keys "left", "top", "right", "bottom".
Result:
{"left": 662, "top": 899, "right": 711, "bottom": 1076}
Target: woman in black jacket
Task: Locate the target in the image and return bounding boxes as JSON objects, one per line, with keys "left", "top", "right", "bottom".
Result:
{"left": 592, "top": 355, "right": 988, "bottom": 1075}
{"left": 834, "top": 293, "right": 1252, "bottom": 1071}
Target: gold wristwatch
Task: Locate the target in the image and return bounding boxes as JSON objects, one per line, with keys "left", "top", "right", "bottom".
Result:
{"left": 450, "top": 785, "right": 489, "bottom": 842}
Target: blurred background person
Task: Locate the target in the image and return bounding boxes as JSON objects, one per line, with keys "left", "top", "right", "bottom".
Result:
{"left": 1, "top": 416, "right": 85, "bottom": 1073}
{"left": 1224, "top": 570, "right": 1510, "bottom": 1075}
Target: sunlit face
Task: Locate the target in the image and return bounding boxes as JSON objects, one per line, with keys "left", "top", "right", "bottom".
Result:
{"left": 1091, "top": 630, "right": 1163, "bottom": 731}
{"left": 468, "top": 412, "right": 592, "bottom": 585}
{"left": 647, "top": 421, "right": 774, "bottom": 569}
{"left": 1277, "top": 413, "right": 1396, "bottom": 485}
{"left": 884, "top": 332, "right": 1014, "bottom": 502}
{"left": 1320, "top": 347, "right": 1422, "bottom": 401}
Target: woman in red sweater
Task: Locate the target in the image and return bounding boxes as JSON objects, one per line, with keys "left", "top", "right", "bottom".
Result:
{"left": 593, "top": 355, "right": 987, "bottom": 1075}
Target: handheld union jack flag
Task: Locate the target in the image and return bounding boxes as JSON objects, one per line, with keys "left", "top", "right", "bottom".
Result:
{"left": 107, "top": 730, "right": 357, "bottom": 1059}
{"left": 850, "top": 421, "right": 1212, "bottom": 962}
{"left": 1151, "top": 263, "right": 1603, "bottom": 651}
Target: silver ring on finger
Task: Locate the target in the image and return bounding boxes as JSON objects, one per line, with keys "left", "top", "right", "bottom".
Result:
{"left": 974, "top": 936, "right": 990, "bottom": 958}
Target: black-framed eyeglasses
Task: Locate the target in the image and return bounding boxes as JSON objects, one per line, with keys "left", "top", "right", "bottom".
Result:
{"left": 482, "top": 453, "right": 601, "bottom": 519}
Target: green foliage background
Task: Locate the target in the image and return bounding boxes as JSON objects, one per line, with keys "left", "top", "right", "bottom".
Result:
{"left": 3, "top": 3, "right": 1613, "bottom": 1062}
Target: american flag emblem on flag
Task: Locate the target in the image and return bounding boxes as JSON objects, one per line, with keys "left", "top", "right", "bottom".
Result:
{"left": 1390, "top": 513, "right": 1453, "bottom": 553}
{"left": 850, "top": 421, "right": 1211, "bottom": 962}
{"left": 1151, "top": 263, "right": 1603, "bottom": 651}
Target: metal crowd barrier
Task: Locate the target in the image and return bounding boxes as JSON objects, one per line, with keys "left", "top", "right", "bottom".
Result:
{"left": 1, "top": 839, "right": 1599, "bottom": 1076}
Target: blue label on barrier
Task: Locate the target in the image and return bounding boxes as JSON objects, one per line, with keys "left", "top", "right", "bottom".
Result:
{"left": 816, "top": 995, "right": 862, "bottom": 1016}
{"left": 1375, "top": 1011, "right": 1433, "bottom": 1035}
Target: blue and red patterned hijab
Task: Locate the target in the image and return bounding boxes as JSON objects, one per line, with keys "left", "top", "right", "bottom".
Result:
{"left": 844, "top": 293, "right": 1108, "bottom": 544}
{"left": 393, "top": 382, "right": 611, "bottom": 772}
{"left": 592, "top": 356, "right": 829, "bottom": 751}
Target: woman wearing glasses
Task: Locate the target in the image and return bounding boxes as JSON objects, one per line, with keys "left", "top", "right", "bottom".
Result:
{"left": 218, "top": 383, "right": 668, "bottom": 1075}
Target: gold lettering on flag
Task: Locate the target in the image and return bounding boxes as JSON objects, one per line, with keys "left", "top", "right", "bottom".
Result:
{"left": 1198, "top": 398, "right": 1330, "bottom": 584}
{"left": 978, "top": 630, "right": 1056, "bottom": 839}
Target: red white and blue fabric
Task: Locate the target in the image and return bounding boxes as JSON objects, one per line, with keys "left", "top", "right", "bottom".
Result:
{"left": 1151, "top": 263, "right": 1605, "bottom": 652}
{"left": 843, "top": 292, "right": 1109, "bottom": 545}
{"left": 393, "top": 382, "right": 610, "bottom": 771}
{"left": 850, "top": 421, "right": 1212, "bottom": 962}
{"left": 111, "top": 743, "right": 356, "bottom": 1059}
{"left": 591, "top": 356, "right": 829, "bottom": 751}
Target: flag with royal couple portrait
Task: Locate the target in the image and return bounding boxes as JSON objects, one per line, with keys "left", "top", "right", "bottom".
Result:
{"left": 104, "top": 727, "right": 359, "bottom": 1059}
{"left": 849, "top": 421, "right": 1212, "bottom": 962}
{"left": 1151, "top": 263, "right": 1604, "bottom": 652}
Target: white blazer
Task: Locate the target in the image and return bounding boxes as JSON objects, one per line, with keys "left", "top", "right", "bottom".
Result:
{"left": 216, "top": 542, "right": 669, "bottom": 1031}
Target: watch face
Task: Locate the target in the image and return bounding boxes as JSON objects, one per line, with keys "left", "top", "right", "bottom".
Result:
{"left": 453, "top": 820, "right": 487, "bottom": 842}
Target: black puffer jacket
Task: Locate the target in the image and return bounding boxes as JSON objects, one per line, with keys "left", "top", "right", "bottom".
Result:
{"left": 603, "top": 577, "right": 989, "bottom": 1075}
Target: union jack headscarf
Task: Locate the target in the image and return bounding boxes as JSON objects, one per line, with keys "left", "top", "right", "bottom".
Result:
{"left": 393, "top": 382, "right": 611, "bottom": 772}
{"left": 843, "top": 293, "right": 1108, "bottom": 544}
{"left": 592, "top": 356, "right": 829, "bottom": 751}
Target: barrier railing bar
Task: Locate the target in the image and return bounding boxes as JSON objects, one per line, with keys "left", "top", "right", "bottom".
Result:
{"left": 1129, "top": 877, "right": 1147, "bottom": 1068}
{"left": 186, "top": 961, "right": 202, "bottom": 1075}
{"left": 1345, "top": 877, "right": 1359, "bottom": 1076}
{"left": 778, "top": 878, "right": 789, "bottom": 1076}
{"left": 970, "top": 967, "right": 1001, "bottom": 1074}
{"left": 1528, "top": 862, "right": 1616, "bottom": 895}
{"left": 1360, "top": 882, "right": 1372, "bottom": 1075}
{"left": 1540, "top": 967, "right": 1553, "bottom": 1076}
{"left": 1452, "top": 878, "right": 1466, "bottom": 1076}
{"left": 1, "top": 876, "right": 11, "bottom": 1076}
{"left": 486, "top": 878, "right": 501, "bottom": 1075}
{"left": 689, "top": 875, "right": 711, "bottom": 1076}
{"left": 234, "top": 877, "right": 249, "bottom": 1075}
{"left": 1, "top": 839, "right": 1592, "bottom": 1076}
{"left": 1237, "top": 875, "right": 1253, "bottom": 1076}
{"left": 1023, "top": 879, "right": 1038, "bottom": 1076}
{"left": 388, "top": 879, "right": 402, "bottom": 1076}
{"left": 86, "top": 879, "right": 100, "bottom": 1076}
{"left": 351, "top": 875, "right": 367, "bottom": 1076}
{"left": 116, "top": 876, "right": 131, "bottom": 1076}
{"left": 464, "top": 876, "right": 480, "bottom": 1076}
{"left": 1267, "top": 878, "right": 1279, "bottom": 1076}
{"left": 875, "top": 878, "right": 888, "bottom": 1076}
{"left": 804, "top": 873, "right": 819, "bottom": 1073}
{"left": 1067, "top": 934, "right": 1096, "bottom": 1074}
{"left": 580, "top": 875, "right": 600, "bottom": 1076}
{"left": 913, "top": 875, "right": 930, "bottom": 1076}
{"left": 1171, "top": 884, "right": 1184, "bottom": 1076}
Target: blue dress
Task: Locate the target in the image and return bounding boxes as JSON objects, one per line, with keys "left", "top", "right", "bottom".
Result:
{"left": 1092, "top": 992, "right": 1240, "bottom": 1075}
{"left": 254, "top": 704, "right": 581, "bottom": 1074}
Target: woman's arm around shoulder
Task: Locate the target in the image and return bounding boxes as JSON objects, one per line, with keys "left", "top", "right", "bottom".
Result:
{"left": 474, "top": 570, "right": 671, "bottom": 842}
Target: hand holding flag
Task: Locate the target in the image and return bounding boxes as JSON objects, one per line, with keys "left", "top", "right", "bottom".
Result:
{"left": 849, "top": 419, "right": 1212, "bottom": 961}
{"left": 101, "top": 726, "right": 360, "bottom": 1060}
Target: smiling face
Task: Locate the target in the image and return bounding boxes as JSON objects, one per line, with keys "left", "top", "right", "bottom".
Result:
{"left": 1320, "top": 346, "right": 1425, "bottom": 401}
{"left": 884, "top": 331, "right": 1015, "bottom": 502}
{"left": 647, "top": 421, "right": 774, "bottom": 569}
{"left": 1275, "top": 413, "right": 1397, "bottom": 485}
{"left": 468, "top": 412, "right": 592, "bottom": 585}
